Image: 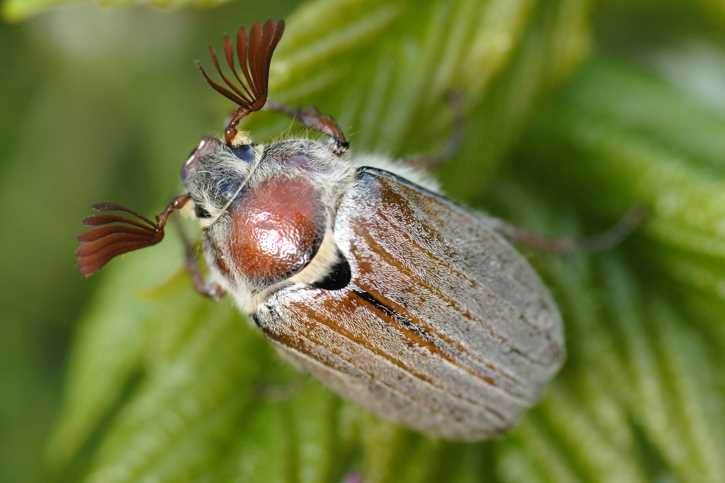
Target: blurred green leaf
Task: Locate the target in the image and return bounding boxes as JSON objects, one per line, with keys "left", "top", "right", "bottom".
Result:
{"left": 2, "top": 0, "right": 233, "bottom": 22}
{"left": 47, "top": 241, "right": 185, "bottom": 466}
{"left": 37, "top": 1, "right": 725, "bottom": 482}
{"left": 518, "top": 59, "right": 725, "bottom": 309}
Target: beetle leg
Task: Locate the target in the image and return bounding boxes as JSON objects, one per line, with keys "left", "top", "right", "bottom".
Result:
{"left": 175, "top": 220, "right": 225, "bottom": 300}
{"left": 253, "top": 376, "right": 306, "bottom": 401}
{"left": 342, "top": 472, "right": 363, "bottom": 483}
{"left": 185, "top": 244, "right": 225, "bottom": 300}
{"left": 409, "top": 91, "right": 465, "bottom": 168}
{"left": 494, "top": 206, "right": 647, "bottom": 253}
{"left": 265, "top": 101, "right": 349, "bottom": 156}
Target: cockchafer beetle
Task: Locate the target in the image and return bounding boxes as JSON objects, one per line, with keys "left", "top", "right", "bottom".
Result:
{"left": 76, "top": 19, "right": 643, "bottom": 440}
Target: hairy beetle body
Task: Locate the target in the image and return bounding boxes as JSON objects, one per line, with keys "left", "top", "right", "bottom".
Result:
{"left": 194, "top": 139, "right": 564, "bottom": 440}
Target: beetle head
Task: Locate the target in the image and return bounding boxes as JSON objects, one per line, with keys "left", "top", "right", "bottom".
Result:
{"left": 75, "top": 20, "right": 285, "bottom": 277}
{"left": 181, "top": 135, "right": 260, "bottom": 227}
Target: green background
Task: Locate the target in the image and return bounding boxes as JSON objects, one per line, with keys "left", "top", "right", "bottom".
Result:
{"left": 2, "top": 1, "right": 725, "bottom": 482}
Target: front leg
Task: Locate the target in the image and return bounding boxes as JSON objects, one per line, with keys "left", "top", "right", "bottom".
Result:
{"left": 184, "top": 243, "right": 225, "bottom": 300}
{"left": 176, "top": 220, "right": 225, "bottom": 300}
{"left": 265, "top": 101, "right": 350, "bottom": 156}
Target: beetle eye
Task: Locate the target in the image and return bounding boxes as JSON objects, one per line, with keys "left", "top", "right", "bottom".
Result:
{"left": 231, "top": 144, "right": 255, "bottom": 163}
{"left": 218, "top": 179, "right": 242, "bottom": 201}
{"left": 194, "top": 204, "right": 211, "bottom": 219}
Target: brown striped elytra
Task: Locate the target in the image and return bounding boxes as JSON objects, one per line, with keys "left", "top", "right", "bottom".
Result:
{"left": 252, "top": 169, "right": 563, "bottom": 439}
{"left": 76, "top": 19, "right": 641, "bottom": 440}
